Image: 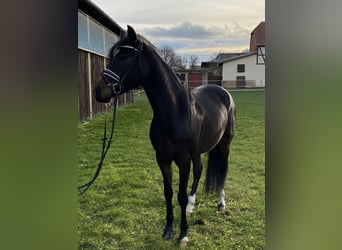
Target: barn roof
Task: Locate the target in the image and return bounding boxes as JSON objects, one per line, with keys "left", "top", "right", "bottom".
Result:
{"left": 78, "top": 0, "right": 124, "bottom": 36}
{"left": 78, "top": 0, "right": 154, "bottom": 48}
{"left": 219, "top": 51, "right": 257, "bottom": 65}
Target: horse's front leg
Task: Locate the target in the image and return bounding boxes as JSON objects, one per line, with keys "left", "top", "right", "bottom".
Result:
{"left": 176, "top": 155, "right": 191, "bottom": 246}
{"left": 157, "top": 154, "right": 174, "bottom": 239}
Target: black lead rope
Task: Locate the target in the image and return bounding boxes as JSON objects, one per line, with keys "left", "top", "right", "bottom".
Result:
{"left": 78, "top": 96, "right": 118, "bottom": 195}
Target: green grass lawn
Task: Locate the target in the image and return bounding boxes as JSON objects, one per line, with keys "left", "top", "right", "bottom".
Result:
{"left": 78, "top": 90, "right": 265, "bottom": 249}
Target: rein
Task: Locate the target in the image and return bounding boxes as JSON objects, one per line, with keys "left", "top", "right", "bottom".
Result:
{"left": 78, "top": 95, "right": 118, "bottom": 195}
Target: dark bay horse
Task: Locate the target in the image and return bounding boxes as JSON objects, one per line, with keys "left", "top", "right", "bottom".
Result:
{"left": 93, "top": 26, "right": 236, "bottom": 246}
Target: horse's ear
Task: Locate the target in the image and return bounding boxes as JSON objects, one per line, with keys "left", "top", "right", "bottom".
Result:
{"left": 127, "top": 25, "right": 137, "bottom": 42}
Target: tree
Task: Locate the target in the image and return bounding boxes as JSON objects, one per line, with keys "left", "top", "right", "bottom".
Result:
{"left": 189, "top": 55, "right": 199, "bottom": 70}
{"left": 182, "top": 55, "right": 199, "bottom": 70}
{"left": 157, "top": 46, "right": 184, "bottom": 70}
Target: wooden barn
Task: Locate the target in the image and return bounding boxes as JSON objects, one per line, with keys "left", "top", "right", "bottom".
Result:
{"left": 177, "top": 69, "right": 203, "bottom": 89}
{"left": 78, "top": 0, "right": 133, "bottom": 121}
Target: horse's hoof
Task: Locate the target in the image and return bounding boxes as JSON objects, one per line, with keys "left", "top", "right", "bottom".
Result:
{"left": 186, "top": 211, "right": 193, "bottom": 217}
{"left": 218, "top": 202, "right": 226, "bottom": 212}
{"left": 179, "top": 236, "right": 189, "bottom": 247}
{"left": 162, "top": 227, "right": 174, "bottom": 240}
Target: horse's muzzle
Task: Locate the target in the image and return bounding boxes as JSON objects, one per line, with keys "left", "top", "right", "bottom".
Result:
{"left": 92, "top": 85, "right": 112, "bottom": 103}
{"left": 93, "top": 86, "right": 101, "bottom": 100}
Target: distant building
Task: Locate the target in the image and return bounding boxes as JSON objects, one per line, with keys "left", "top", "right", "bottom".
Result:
{"left": 177, "top": 69, "right": 203, "bottom": 89}
{"left": 250, "top": 21, "right": 265, "bottom": 53}
{"left": 200, "top": 21, "right": 265, "bottom": 89}
{"left": 220, "top": 52, "right": 265, "bottom": 88}
{"left": 201, "top": 52, "right": 246, "bottom": 86}
{"left": 220, "top": 21, "right": 265, "bottom": 88}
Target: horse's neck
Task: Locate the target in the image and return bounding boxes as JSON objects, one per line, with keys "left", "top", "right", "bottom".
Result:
{"left": 143, "top": 51, "right": 190, "bottom": 126}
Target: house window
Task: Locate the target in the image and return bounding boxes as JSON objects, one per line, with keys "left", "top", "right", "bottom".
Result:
{"left": 237, "top": 64, "right": 245, "bottom": 73}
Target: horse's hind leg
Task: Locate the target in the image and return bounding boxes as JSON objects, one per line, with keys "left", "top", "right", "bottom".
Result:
{"left": 186, "top": 155, "right": 202, "bottom": 216}
{"left": 215, "top": 141, "right": 229, "bottom": 211}
{"left": 217, "top": 110, "right": 235, "bottom": 211}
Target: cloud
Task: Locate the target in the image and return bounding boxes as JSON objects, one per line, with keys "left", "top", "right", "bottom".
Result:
{"left": 141, "top": 21, "right": 251, "bottom": 60}
{"left": 143, "top": 21, "right": 249, "bottom": 41}
{"left": 90, "top": 0, "right": 264, "bottom": 61}
{"left": 144, "top": 21, "right": 218, "bottom": 39}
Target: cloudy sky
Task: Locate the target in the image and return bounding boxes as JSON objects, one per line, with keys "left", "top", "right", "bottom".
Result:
{"left": 91, "top": 0, "right": 264, "bottom": 61}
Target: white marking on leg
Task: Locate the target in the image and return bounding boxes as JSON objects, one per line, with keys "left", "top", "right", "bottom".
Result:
{"left": 179, "top": 236, "right": 189, "bottom": 247}
{"left": 218, "top": 189, "right": 226, "bottom": 211}
{"left": 186, "top": 194, "right": 196, "bottom": 216}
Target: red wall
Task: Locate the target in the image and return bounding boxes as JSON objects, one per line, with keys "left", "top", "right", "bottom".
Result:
{"left": 188, "top": 72, "right": 202, "bottom": 88}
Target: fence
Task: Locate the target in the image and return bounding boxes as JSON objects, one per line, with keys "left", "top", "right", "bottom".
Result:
{"left": 221, "top": 80, "right": 266, "bottom": 89}
{"left": 78, "top": 49, "right": 133, "bottom": 121}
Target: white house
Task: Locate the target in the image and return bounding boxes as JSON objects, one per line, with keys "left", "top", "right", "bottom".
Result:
{"left": 220, "top": 52, "right": 265, "bottom": 88}
{"left": 219, "top": 21, "right": 265, "bottom": 88}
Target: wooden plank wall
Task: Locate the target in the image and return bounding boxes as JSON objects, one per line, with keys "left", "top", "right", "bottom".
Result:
{"left": 78, "top": 49, "right": 133, "bottom": 122}
{"left": 90, "top": 53, "right": 107, "bottom": 116}
{"left": 78, "top": 50, "right": 91, "bottom": 121}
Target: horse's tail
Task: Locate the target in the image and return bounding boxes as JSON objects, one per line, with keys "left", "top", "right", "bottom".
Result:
{"left": 205, "top": 143, "right": 228, "bottom": 194}
{"left": 205, "top": 104, "right": 235, "bottom": 194}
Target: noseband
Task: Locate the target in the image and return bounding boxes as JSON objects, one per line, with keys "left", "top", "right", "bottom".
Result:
{"left": 101, "top": 40, "right": 144, "bottom": 95}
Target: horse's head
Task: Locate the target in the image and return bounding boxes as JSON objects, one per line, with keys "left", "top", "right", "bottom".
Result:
{"left": 93, "top": 26, "right": 144, "bottom": 103}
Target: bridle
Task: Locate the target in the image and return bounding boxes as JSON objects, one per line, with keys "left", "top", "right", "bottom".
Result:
{"left": 101, "top": 40, "right": 144, "bottom": 95}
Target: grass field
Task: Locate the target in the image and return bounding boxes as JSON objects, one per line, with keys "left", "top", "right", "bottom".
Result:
{"left": 78, "top": 90, "right": 265, "bottom": 249}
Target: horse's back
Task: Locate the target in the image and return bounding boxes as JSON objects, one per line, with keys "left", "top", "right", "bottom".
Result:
{"left": 192, "top": 84, "right": 234, "bottom": 111}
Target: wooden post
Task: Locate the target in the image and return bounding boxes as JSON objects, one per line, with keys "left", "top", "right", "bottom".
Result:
{"left": 87, "top": 52, "right": 93, "bottom": 119}
{"left": 202, "top": 71, "right": 208, "bottom": 85}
